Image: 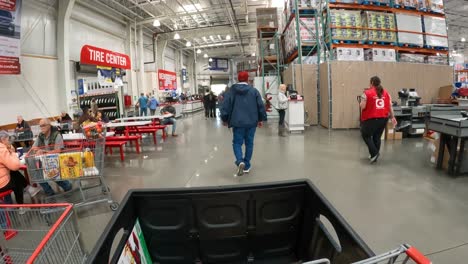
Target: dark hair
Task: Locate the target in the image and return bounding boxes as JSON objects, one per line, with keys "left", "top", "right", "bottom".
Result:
{"left": 370, "top": 76, "right": 384, "bottom": 98}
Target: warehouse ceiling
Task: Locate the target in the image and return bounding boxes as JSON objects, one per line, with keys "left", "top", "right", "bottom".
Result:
{"left": 78, "top": 0, "right": 467, "bottom": 59}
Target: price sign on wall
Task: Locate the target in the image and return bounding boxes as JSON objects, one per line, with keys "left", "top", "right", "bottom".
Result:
{"left": 158, "top": 69, "right": 177, "bottom": 90}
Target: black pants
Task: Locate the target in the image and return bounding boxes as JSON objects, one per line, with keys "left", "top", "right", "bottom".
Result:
{"left": 204, "top": 107, "right": 210, "bottom": 117}
{"left": 0, "top": 171, "right": 27, "bottom": 204}
{"left": 361, "top": 118, "right": 388, "bottom": 158}
{"left": 209, "top": 106, "right": 216, "bottom": 118}
{"left": 278, "top": 109, "right": 286, "bottom": 126}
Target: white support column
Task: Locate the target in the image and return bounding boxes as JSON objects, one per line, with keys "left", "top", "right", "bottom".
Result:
{"left": 137, "top": 25, "right": 146, "bottom": 94}
{"left": 125, "top": 24, "right": 138, "bottom": 97}
{"left": 57, "top": 0, "right": 75, "bottom": 112}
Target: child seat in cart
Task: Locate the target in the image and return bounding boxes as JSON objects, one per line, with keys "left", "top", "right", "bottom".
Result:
{"left": 91, "top": 180, "right": 379, "bottom": 263}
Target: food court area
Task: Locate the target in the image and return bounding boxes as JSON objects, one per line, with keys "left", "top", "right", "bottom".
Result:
{"left": 0, "top": 0, "right": 468, "bottom": 263}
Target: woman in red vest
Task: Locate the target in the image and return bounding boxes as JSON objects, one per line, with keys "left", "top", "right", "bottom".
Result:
{"left": 360, "top": 76, "right": 397, "bottom": 163}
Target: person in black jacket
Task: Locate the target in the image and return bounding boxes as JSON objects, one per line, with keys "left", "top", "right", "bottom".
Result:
{"left": 208, "top": 91, "right": 217, "bottom": 118}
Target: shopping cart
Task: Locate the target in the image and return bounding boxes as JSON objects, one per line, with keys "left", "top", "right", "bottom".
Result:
{"left": 0, "top": 203, "right": 85, "bottom": 263}
{"left": 25, "top": 125, "right": 118, "bottom": 211}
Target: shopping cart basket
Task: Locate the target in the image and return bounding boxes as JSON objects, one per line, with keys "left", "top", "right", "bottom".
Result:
{"left": 25, "top": 126, "right": 118, "bottom": 211}
{"left": 0, "top": 203, "right": 85, "bottom": 264}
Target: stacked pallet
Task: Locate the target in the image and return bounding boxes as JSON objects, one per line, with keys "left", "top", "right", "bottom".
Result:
{"left": 329, "top": 10, "right": 365, "bottom": 42}
{"left": 395, "top": 13, "right": 423, "bottom": 47}
{"left": 256, "top": 8, "right": 278, "bottom": 29}
{"left": 363, "top": 11, "right": 397, "bottom": 44}
{"left": 423, "top": 16, "right": 448, "bottom": 49}
{"left": 284, "top": 17, "right": 320, "bottom": 57}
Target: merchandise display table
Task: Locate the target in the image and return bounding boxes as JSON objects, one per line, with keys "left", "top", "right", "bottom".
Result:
{"left": 428, "top": 114, "right": 468, "bottom": 176}
{"left": 115, "top": 114, "right": 171, "bottom": 122}
{"left": 285, "top": 99, "right": 305, "bottom": 132}
{"left": 105, "top": 121, "right": 151, "bottom": 128}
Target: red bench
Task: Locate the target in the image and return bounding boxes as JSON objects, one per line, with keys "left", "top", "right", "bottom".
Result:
{"left": 127, "top": 127, "right": 158, "bottom": 144}
{"left": 105, "top": 141, "right": 127, "bottom": 162}
{"left": 106, "top": 135, "right": 142, "bottom": 153}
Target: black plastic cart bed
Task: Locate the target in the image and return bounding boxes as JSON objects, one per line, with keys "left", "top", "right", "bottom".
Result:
{"left": 89, "top": 180, "right": 374, "bottom": 263}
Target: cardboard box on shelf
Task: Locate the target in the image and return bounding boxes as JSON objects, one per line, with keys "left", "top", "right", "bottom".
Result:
{"left": 364, "top": 48, "right": 396, "bottom": 62}
{"left": 363, "top": 11, "right": 397, "bottom": 43}
{"left": 399, "top": 53, "right": 426, "bottom": 63}
{"left": 334, "top": 48, "right": 364, "bottom": 61}
{"left": 423, "top": 16, "right": 448, "bottom": 48}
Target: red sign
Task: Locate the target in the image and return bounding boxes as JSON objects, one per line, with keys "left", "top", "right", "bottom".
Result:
{"left": 158, "top": 69, "right": 177, "bottom": 90}
{"left": 80, "top": 45, "right": 131, "bottom": 69}
{"left": 0, "top": 0, "right": 17, "bottom": 11}
{"left": 0, "top": 56, "right": 20, "bottom": 74}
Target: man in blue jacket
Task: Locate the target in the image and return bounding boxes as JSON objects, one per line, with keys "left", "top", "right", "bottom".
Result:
{"left": 221, "top": 71, "right": 267, "bottom": 176}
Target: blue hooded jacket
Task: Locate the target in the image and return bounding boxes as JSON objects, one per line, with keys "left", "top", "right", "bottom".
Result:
{"left": 221, "top": 83, "right": 267, "bottom": 128}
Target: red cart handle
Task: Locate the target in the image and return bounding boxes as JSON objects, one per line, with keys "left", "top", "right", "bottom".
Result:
{"left": 406, "top": 247, "right": 432, "bottom": 264}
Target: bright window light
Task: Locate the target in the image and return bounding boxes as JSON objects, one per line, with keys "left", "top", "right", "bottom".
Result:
{"left": 174, "top": 33, "right": 180, "bottom": 40}
{"left": 197, "top": 49, "right": 202, "bottom": 54}
{"left": 186, "top": 41, "right": 192, "bottom": 47}
{"left": 226, "top": 35, "right": 231, "bottom": 40}
{"left": 153, "top": 19, "right": 160, "bottom": 27}
{"left": 270, "top": 0, "right": 284, "bottom": 7}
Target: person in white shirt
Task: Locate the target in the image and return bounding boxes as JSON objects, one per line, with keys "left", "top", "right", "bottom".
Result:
{"left": 277, "top": 84, "right": 289, "bottom": 137}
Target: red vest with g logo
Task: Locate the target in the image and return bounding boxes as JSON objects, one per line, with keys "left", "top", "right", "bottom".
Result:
{"left": 361, "top": 87, "right": 390, "bottom": 121}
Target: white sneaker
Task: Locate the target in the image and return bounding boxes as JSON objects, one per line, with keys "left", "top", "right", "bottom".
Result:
{"left": 244, "top": 167, "right": 251, "bottom": 174}
{"left": 236, "top": 162, "right": 245, "bottom": 176}
{"left": 27, "top": 186, "right": 41, "bottom": 197}
{"left": 18, "top": 207, "right": 28, "bottom": 215}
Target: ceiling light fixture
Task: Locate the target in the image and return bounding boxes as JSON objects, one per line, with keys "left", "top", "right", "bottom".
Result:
{"left": 226, "top": 34, "right": 231, "bottom": 40}
{"left": 186, "top": 41, "right": 191, "bottom": 47}
{"left": 209, "top": 35, "right": 215, "bottom": 41}
{"left": 153, "top": 19, "right": 160, "bottom": 27}
{"left": 174, "top": 24, "right": 178, "bottom": 30}
{"left": 174, "top": 33, "right": 180, "bottom": 40}
{"left": 217, "top": 35, "right": 222, "bottom": 40}
{"left": 209, "top": 58, "right": 213, "bottom": 62}
{"left": 252, "top": 52, "right": 256, "bottom": 57}
{"left": 197, "top": 49, "right": 202, "bottom": 54}
{"left": 202, "top": 36, "right": 207, "bottom": 42}
{"left": 462, "top": 37, "right": 466, "bottom": 42}
{"left": 204, "top": 54, "right": 208, "bottom": 58}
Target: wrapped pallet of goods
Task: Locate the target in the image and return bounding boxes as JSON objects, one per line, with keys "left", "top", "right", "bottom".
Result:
{"left": 395, "top": 13, "right": 424, "bottom": 47}
{"left": 364, "top": 48, "right": 396, "bottom": 62}
{"left": 329, "top": 10, "right": 365, "bottom": 42}
{"left": 393, "top": 0, "right": 418, "bottom": 9}
{"left": 256, "top": 8, "right": 278, "bottom": 29}
{"left": 284, "top": 17, "right": 320, "bottom": 57}
{"left": 363, "top": 11, "right": 396, "bottom": 44}
{"left": 429, "top": 0, "right": 444, "bottom": 13}
{"left": 399, "top": 53, "right": 426, "bottom": 63}
{"left": 426, "top": 55, "right": 448, "bottom": 65}
{"left": 423, "top": 16, "right": 448, "bottom": 49}
{"left": 361, "top": 0, "right": 390, "bottom": 5}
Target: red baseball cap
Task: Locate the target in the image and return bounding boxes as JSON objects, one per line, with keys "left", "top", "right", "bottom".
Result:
{"left": 238, "top": 71, "right": 249, "bottom": 82}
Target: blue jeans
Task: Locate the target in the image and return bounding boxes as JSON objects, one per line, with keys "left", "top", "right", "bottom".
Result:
{"left": 140, "top": 107, "right": 148, "bottom": 116}
{"left": 40, "top": 181, "right": 72, "bottom": 196}
{"left": 232, "top": 127, "right": 256, "bottom": 170}
{"left": 162, "top": 118, "right": 177, "bottom": 134}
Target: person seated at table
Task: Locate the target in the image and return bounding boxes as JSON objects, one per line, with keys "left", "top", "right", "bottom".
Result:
{"left": 15, "top": 116, "right": 33, "bottom": 147}
{"left": 31, "top": 119, "right": 72, "bottom": 196}
{"left": 78, "top": 107, "right": 96, "bottom": 126}
{"left": 96, "top": 111, "right": 110, "bottom": 123}
{"left": 160, "top": 103, "right": 178, "bottom": 137}
{"left": 0, "top": 131, "right": 41, "bottom": 210}
{"left": 57, "top": 111, "right": 72, "bottom": 123}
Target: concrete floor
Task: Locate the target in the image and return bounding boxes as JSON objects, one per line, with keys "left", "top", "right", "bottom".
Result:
{"left": 77, "top": 112, "right": 468, "bottom": 263}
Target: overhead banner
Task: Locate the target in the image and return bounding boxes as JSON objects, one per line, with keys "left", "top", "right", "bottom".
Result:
{"left": 158, "top": 69, "right": 177, "bottom": 90}
{"left": 0, "top": 0, "right": 21, "bottom": 74}
{"left": 80, "top": 45, "right": 131, "bottom": 69}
